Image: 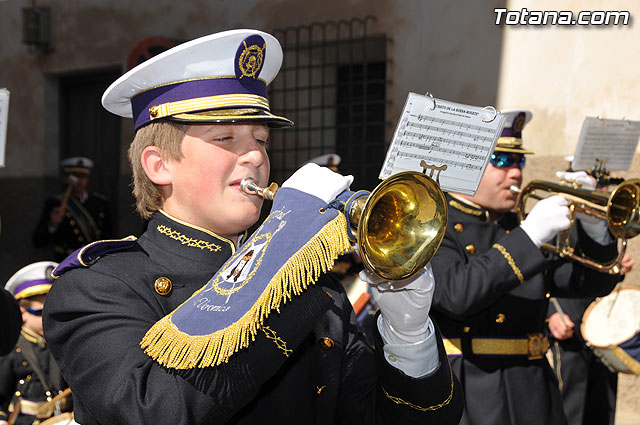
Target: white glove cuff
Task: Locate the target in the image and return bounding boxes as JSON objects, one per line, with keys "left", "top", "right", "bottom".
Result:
{"left": 380, "top": 314, "right": 431, "bottom": 343}
{"left": 379, "top": 316, "right": 439, "bottom": 377}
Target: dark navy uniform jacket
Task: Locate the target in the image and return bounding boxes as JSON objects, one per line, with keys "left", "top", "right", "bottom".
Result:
{"left": 43, "top": 211, "right": 463, "bottom": 425}
{"left": 32, "top": 192, "right": 111, "bottom": 262}
{"left": 0, "top": 330, "right": 68, "bottom": 425}
{"left": 430, "top": 194, "right": 621, "bottom": 425}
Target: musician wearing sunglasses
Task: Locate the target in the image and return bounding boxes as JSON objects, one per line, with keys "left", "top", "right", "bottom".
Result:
{"left": 0, "top": 261, "right": 71, "bottom": 425}
{"left": 429, "top": 110, "right": 623, "bottom": 425}
{"left": 42, "top": 30, "right": 463, "bottom": 425}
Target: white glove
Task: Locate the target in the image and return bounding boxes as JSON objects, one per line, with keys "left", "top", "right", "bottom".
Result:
{"left": 555, "top": 171, "right": 613, "bottom": 244}
{"left": 520, "top": 195, "right": 571, "bottom": 248}
{"left": 556, "top": 171, "right": 596, "bottom": 190}
{"left": 281, "top": 163, "right": 354, "bottom": 203}
{"left": 359, "top": 264, "right": 434, "bottom": 344}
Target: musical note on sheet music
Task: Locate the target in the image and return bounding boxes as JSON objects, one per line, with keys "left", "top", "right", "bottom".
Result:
{"left": 571, "top": 117, "right": 640, "bottom": 172}
{"left": 379, "top": 92, "right": 506, "bottom": 196}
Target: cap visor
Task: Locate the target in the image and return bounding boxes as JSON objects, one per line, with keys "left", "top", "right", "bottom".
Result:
{"left": 167, "top": 108, "right": 293, "bottom": 128}
{"left": 494, "top": 147, "right": 535, "bottom": 155}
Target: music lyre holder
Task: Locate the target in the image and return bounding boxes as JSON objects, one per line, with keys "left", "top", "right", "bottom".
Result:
{"left": 589, "top": 159, "right": 624, "bottom": 187}
{"left": 420, "top": 161, "right": 447, "bottom": 185}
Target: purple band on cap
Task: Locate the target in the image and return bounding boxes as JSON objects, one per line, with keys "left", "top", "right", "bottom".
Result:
{"left": 501, "top": 111, "right": 527, "bottom": 138}
{"left": 131, "top": 77, "right": 268, "bottom": 130}
{"left": 14, "top": 279, "right": 51, "bottom": 297}
{"left": 500, "top": 128, "right": 520, "bottom": 138}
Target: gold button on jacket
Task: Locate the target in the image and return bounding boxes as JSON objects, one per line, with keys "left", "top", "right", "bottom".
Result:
{"left": 319, "top": 337, "right": 334, "bottom": 350}
{"left": 465, "top": 244, "right": 476, "bottom": 254}
{"left": 154, "top": 277, "right": 173, "bottom": 295}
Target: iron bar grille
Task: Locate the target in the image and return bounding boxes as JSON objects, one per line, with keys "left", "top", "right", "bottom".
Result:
{"left": 270, "top": 17, "right": 389, "bottom": 191}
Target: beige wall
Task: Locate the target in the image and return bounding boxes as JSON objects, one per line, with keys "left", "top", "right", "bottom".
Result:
{"left": 497, "top": 0, "right": 640, "bottom": 156}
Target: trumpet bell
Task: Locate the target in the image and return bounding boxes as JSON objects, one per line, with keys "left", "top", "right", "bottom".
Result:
{"left": 516, "top": 178, "right": 640, "bottom": 274}
{"left": 241, "top": 171, "right": 449, "bottom": 282}
{"left": 608, "top": 179, "right": 640, "bottom": 239}
{"left": 357, "top": 172, "right": 448, "bottom": 281}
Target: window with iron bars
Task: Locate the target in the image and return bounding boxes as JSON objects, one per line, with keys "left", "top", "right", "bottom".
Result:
{"left": 269, "top": 17, "right": 389, "bottom": 191}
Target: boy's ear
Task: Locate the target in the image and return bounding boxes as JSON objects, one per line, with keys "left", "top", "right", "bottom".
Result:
{"left": 141, "top": 146, "right": 173, "bottom": 186}
{"left": 19, "top": 305, "right": 28, "bottom": 322}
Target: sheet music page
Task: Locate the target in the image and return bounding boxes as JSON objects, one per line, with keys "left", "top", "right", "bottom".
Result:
{"left": 380, "top": 92, "right": 505, "bottom": 195}
{"left": 0, "top": 89, "right": 9, "bottom": 168}
{"left": 572, "top": 117, "right": 640, "bottom": 171}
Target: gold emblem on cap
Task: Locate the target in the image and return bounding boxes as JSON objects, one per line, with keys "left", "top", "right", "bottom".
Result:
{"left": 154, "top": 277, "right": 172, "bottom": 295}
{"left": 238, "top": 41, "right": 265, "bottom": 79}
{"left": 513, "top": 114, "right": 525, "bottom": 132}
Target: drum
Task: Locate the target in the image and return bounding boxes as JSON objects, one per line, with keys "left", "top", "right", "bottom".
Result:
{"left": 581, "top": 284, "right": 640, "bottom": 374}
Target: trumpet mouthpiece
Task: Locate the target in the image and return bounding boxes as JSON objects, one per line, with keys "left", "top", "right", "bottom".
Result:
{"left": 510, "top": 185, "right": 521, "bottom": 194}
{"left": 240, "top": 177, "right": 260, "bottom": 196}
{"left": 240, "top": 177, "right": 278, "bottom": 201}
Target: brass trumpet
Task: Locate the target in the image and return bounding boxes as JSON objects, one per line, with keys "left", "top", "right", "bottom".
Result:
{"left": 513, "top": 179, "right": 640, "bottom": 274}
{"left": 241, "top": 171, "right": 448, "bottom": 281}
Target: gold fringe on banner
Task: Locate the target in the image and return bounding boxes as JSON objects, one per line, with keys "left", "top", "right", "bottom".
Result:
{"left": 140, "top": 213, "right": 352, "bottom": 369}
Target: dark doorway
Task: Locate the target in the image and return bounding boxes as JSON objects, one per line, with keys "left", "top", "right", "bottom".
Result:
{"left": 58, "top": 68, "right": 122, "bottom": 229}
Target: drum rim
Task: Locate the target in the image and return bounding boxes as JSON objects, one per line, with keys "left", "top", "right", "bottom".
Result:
{"left": 580, "top": 283, "right": 640, "bottom": 348}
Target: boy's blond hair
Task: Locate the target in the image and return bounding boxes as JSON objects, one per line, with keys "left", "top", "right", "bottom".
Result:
{"left": 128, "top": 121, "right": 187, "bottom": 219}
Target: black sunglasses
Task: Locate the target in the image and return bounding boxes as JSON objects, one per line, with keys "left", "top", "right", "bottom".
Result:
{"left": 25, "top": 307, "right": 43, "bottom": 316}
{"left": 490, "top": 152, "right": 526, "bottom": 169}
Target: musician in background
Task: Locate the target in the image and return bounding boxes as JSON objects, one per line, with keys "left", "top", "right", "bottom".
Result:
{"left": 430, "top": 109, "right": 623, "bottom": 425}
{"left": 547, "top": 166, "right": 635, "bottom": 425}
{"left": 32, "top": 157, "right": 111, "bottom": 261}
{"left": 0, "top": 261, "right": 70, "bottom": 425}
{"left": 43, "top": 30, "right": 463, "bottom": 424}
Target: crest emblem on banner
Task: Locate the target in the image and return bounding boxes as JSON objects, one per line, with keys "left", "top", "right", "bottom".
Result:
{"left": 140, "top": 188, "right": 353, "bottom": 369}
